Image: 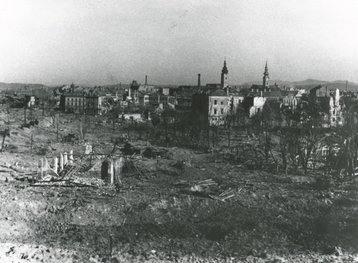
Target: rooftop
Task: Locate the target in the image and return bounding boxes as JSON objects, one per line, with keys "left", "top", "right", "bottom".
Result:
{"left": 210, "top": 89, "right": 227, "bottom": 97}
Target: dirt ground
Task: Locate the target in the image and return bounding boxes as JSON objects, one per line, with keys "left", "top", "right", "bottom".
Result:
{"left": 0, "top": 107, "right": 358, "bottom": 262}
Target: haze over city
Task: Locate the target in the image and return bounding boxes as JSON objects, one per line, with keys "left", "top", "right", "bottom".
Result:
{"left": 1, "top": 0, "right": 358, "bottom": 86}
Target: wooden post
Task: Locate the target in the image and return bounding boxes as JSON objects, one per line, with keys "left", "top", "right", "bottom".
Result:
{"left": 63, "top": 152, "right": 68, "bottom": 165}
{"left": 60, "top": 154, "right": 64, "bottom": 171}
{"left": 55, "top": 113, "right": 60, "bottom": 142}
{"left": 40, "top": 158, "right": 44, "bottom": 178}
{"left": 101, "top": 160, "right": 109, "bottom": 182}
{"left": 69, "top": 150, "right": 73, "bottom": 164}
{"left": 30, "top": 133, "right": 33, "bottom": 153}
{"left": 44, "top": 157, "right": 49, "bottom": 171}
{"left": 110, "top": 160, "right": 114, "bottom": 185}
{"left": 53, "top": 157, "right": 58, "bottom": 173}
{"left": 118, "top": 157, "right": 125, "bottom": 185}
{"left": 24, "top": 107, "right": 27, "bottom": 125}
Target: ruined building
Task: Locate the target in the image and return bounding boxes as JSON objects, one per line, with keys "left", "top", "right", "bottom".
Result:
{"left": 329, "top": 88, "right": 343, "bottom": 127}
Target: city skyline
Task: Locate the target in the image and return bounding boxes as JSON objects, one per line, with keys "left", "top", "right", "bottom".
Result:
{"left": 1, "top": 0, "right": 358, "bottom": 86}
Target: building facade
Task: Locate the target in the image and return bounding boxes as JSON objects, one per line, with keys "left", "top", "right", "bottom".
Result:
{"left": 249, "top": 97, "right": 267, "bottom": 117}
{"left": 63, "top": 93, "right": 85, "bottom": 113}
{"left": 329, "top": 88, "right": 343, "bottom": 127}
{"left": 208, "top": 89, "right": 243, "bottom": 125}
{"left": 209, "top": 90, "right": 229, "bottom": 125}
{"left": 62, "top": 92, "right": 105, "bottom": 115}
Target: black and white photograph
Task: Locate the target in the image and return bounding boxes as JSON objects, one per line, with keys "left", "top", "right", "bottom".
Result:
{"left": 1, "top": 0, "right": 358, "bottom": 262}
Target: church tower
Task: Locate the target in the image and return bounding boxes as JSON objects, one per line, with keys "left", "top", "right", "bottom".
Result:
{"left": 263, "top": 61, "right": 269, "bottom": 90}
{"left": 221, "top": 59, "right": 229, "bottom": 89}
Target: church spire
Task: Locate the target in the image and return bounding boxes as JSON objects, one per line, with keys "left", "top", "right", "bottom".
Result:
{"left": 264, "top": 61, "right": 268, "bottom": 75}
{"left": 222, "top": 59, "right": 228, "bottom": 74}
{"left": 221, "top": 59, "right": 229, "bottom": 89}
{"left": 263, "top": 61, "right": 269, "bottom": 89}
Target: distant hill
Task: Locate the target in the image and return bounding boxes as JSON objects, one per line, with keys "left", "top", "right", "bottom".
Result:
{"left": 0, "top": 82, "right": 58, "bottom": 100}
{"left": 0, "top": 82, "right": 49, "bottom": 91}
{"left": 240, "top": 79, "right": 358, "bottom": 91}
{"left": 293, "top": 79, "right": 358, "bottom": 92}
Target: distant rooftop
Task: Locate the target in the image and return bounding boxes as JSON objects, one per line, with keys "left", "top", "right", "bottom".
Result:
{"left": 210, "top": 89, "right": 227, "bottom": 97}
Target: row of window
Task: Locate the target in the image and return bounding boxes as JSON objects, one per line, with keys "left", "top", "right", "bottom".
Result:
{"left": 213, "top": 108, "right": 224, "bottom": 115}
{"left": 213, "top": 100, "right": 225, "bottom": 105}
{"left": 66, "top": 98, "right": 100, "bottom": 107}
{"left": 66, "top": 98, "right": 84, "bottom": 102}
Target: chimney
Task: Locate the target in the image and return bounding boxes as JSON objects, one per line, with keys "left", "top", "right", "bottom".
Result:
{"left": 325, "top": 86, "right": 328, "bottom": 97}
{"left": 346, "top": 80, "right": 348, "bottom": 92}
{"left": 197, "top": 73, "right": 201, "bottom": 87}
{"left": 145, "top": 75, "right": 148, "bottom": 86}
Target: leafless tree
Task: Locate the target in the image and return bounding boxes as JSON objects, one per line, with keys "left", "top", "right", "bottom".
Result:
{"left": 0, "top": 128, "right": 10, "bottom": 152}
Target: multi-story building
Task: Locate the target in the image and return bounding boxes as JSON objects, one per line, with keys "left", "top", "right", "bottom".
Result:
{"left": 209, "top": 89, "right": 229, "bottom": 125}
{"left": 86, "top": 95, "right": 104, "bottom": 115}
{"left": 208, "top": 89, "right": 243, "bottom": 125}
{"left": 61, "top": 92, "right": 105, "bottom": 115}
{"left": 62, "top": 92, "right": 85, "bottom": 113}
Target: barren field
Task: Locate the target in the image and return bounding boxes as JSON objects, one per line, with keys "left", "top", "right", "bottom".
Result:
{"left": 0, "top": 107, "right": 358, "bottom": 262}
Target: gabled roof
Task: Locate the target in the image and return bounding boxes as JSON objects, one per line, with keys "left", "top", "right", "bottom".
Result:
{"left": 210, "top": 89, "right": 227, "bottom": 97}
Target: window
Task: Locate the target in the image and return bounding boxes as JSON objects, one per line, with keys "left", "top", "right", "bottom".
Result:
{"left": 221, "top": 108, "right": 224, "bottom": 114}
{"left": 214, "top": 109, "right": 217, "bottom": 114}
{"left": 221, "top": 101, "right": 224, "bottom": 105}
{"left": 214, "top": 100, "right": 217, "bottom": 105}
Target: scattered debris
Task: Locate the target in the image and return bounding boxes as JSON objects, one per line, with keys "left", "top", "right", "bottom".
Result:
{"left": 63, "top": 133, "right": 78, "bottom": 143}
{"left": 209, "top": 188, "right": 236, "bottom": 202}
{"left": 121, "top": 142, "right": 140, "bottom": 156}
{"left": 21, "top": 119, "right": 38, "bottom": 129}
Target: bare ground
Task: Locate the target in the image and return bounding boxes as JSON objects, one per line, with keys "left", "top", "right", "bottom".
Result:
{"left": 0, "top": 107, "right": 358, "bottom": 262}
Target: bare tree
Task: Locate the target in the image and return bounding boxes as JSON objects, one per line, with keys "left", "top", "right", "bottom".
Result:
{"left": 0, "top": 128, "right": 10, "bottom": 152}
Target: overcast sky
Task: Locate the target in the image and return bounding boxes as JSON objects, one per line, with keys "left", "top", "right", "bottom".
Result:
{"left": 1, "top": 0, "right": 358, "bottom": 86}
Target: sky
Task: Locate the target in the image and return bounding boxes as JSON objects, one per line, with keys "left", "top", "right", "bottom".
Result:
{"left": 0, "top": 0, "right": 358, "bottom": 86}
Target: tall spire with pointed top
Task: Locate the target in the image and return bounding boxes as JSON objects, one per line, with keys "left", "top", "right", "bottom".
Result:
{"left": 222, "top": 59, "right": 228, "bottom": 75}
{"left": 263, "top": 61, "right": 269, "bottom": 89}
{"left": 221, "top": 59, "right": 229, "bottom": 89}
{"left": 264, "top": 61, "right": 268, "bottom": 74}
